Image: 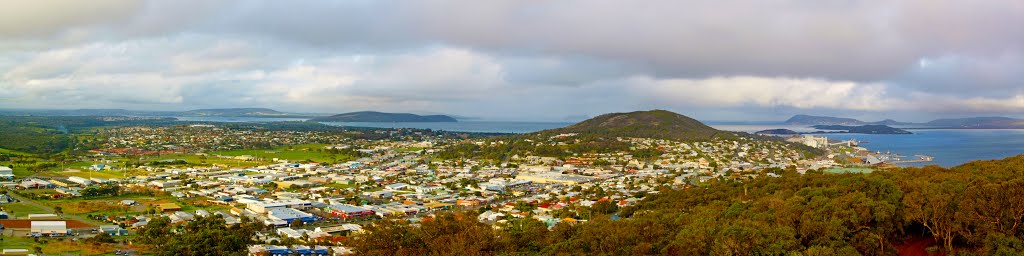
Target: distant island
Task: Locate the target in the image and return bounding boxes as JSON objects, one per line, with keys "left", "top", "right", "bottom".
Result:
{"left": 784, "top": 114, "right": 911, "bottom": 126}
{"left": 923, "top": 117, "right": 1024, "bottom": 129}
{"left": 0, "top": 108, "right": 320, "bottom": 118}
{"left": 310, "top": 111, "right": 458, "bottom": 122}
{"left": 756, "top": 125, "right": 912, "bottom": 135}
{"left": 784, "top": 114, "right": 1024, "bottom": 129}
{"left": 810, "top": 125, "right": 912, "bottom": 134}
{"left": 754, "top": 129, "right": 800, "bottom": 135}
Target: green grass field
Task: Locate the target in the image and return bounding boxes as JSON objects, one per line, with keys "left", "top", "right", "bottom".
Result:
{"left": 212, "top": 144, "right": 355, "bottom": 163}
{"left": 50, "top": 170, "right": 128, "bottom": 179}
{"left": 0, "top": 235, "right": 41, "bottom": 250}
{"left": 0, "top": 202, "right": 51, "bottom": 216}
{"left": 2, "top": 143, "right": 357, "bottom": 178}
{"left": 0, "top": 148, "right": 34, "bottom": 157}
{"left": 1, "top": 164, "right": 35, "bottom": 178}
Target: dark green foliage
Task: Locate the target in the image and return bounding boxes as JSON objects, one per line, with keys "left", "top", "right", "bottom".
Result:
{"left": 137, "top": 216, "right": 265, "bottom": 256}
{"left": 0, "top": 115, "right": 179, "bottom": 154}
{"left": 0, "top": 119, "right": 73, "bottom": 154}
{"left": 349, "top": 213, "right": 499, "bottom": 256}
{"left": 147, "top": 159, "right": 189, "bottom": 166}
{"left": 81, "top": 184, "right": 121, "bottom": 197}
{"left": 85, "top": 232, "right": 116, "bottom": 244}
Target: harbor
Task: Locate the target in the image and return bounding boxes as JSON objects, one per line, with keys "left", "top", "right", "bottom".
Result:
{"left": 873, "top": 152, "right": 935, "bottom": 165}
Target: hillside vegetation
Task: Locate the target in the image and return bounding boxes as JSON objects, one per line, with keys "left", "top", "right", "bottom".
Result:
{"left": 539, "top": 110, "right": 732, "bottom": 141}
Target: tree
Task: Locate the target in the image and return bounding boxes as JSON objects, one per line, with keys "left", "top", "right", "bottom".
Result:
{"left": 499, "top": 217, "right": 549, "bottom": 252}
{"left": 137, "top": 216, "right": 264, "bottom": 256}
{"left": 959, "top": 179, "right": 1024, "bottom": 241}
{"left": 902, "top": 178, "right": 968, "bottom": 251}
{"left": 137, "top": 216, "right": 172, "bottom": 245}
{"left": 263, "top": 182, "right": 279, "bottom": 190}
{"left": 591, "top": 200, "right": 619, "bottom": 215}
{"left": 86, "top": 232, "right": 116, "bottom": 244}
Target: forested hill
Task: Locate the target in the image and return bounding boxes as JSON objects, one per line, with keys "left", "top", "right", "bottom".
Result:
{"left": 310, "top": 111, "right": 457, "bottom": 122}
{"left": 349, "top": 154, "right": 1024, "bottom": 255}
{"left": 536, "top": 110, "right": 731, "bottom": 141}
{"left": 0, "top": 116, "right": 180, "bottom": 154}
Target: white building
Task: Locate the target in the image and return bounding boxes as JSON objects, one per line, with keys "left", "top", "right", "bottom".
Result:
{"left": 30, "top": 221, "right": 68, "bottom": 236}
{"left": 0, "top": 166, "right": 13, "bottom": 180}
{"left": 788, "top": 135, "right": 830, "bottom": 149}
{"left": 67, "top": 176, "right": 94, "bottom": 186}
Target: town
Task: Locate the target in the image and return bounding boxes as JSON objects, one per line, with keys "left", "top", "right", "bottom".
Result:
{"left": 0, "top": 121, "right": 892, "bottom": 255}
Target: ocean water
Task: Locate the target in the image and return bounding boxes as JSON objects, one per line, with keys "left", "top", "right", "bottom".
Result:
{"left": 815, "top": 130, "right": 1024, "bottom": 167}
{"left": 711, "top": 124, "right": 1024, "bottom": 167}
{"left": 320, "top": 121, "right": 573, "bottom": 134}
{"left": 172, "top": 116, "right": 310, "bottom": 122}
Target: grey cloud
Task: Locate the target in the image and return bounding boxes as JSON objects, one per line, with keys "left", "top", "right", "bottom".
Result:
{"left": 0, "top": 0, "right": 143, "bottom": 38}
{"left": 890, "top": 53, "right": 1024, "bottom": 97}
{"left": 2, "top": 0, "right": 1024, "bottom": 121}
{"left": 16, "top": 0, "right": 1014, "bottom": 81}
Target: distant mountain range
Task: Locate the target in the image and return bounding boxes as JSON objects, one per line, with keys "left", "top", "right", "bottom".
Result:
{"left": 0, "top": 108, "right": 323, "bottom": 118}
{"left": 784, "top": 114, "right": 1024, "bottom": 129}
{"left": 784, "top": 115, "right": 912, "bottom": 126}
{"left": 0, "top": 108, "right": 469, "bottom": 122}
{"left": 922, "top": 117, "right": 1024, "bottom": 129}
{"left": 178, "top": 108, "right": 291, "bottom": 117}
{"left": 536, "top": 109, "right": 732, "bottom": 141}
{"left": 756, "top": 125, "right": 912, "bottom": 135}
{"left": 310, "top": 111, "right": 458, "bottom": 122}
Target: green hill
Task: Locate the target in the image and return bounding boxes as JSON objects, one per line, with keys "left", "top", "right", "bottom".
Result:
{"left": 538, "top": 110, "right": 730, "bottom": 141}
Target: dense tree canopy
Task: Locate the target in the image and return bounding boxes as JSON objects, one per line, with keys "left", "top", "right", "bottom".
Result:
{"left": 137, "top": 215, "right": 265, "bottom": 256}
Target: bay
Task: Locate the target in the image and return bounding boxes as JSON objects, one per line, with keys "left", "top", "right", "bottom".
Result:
{"left": 711, "top": 124, "right": 1024, "bottom": 167}
{"left": 172, "top": 116, "right": 310, "bottom": 122}
{"left": 814, "top": 130, "right": 1024, "bottom": 167}
{"left": 320, "top": 121, "right": 572, "bottom": 134}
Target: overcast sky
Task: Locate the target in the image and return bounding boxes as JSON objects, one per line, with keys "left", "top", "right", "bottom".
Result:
{"left": 1, "top": 0, "right": 1022, "bottom": 121}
